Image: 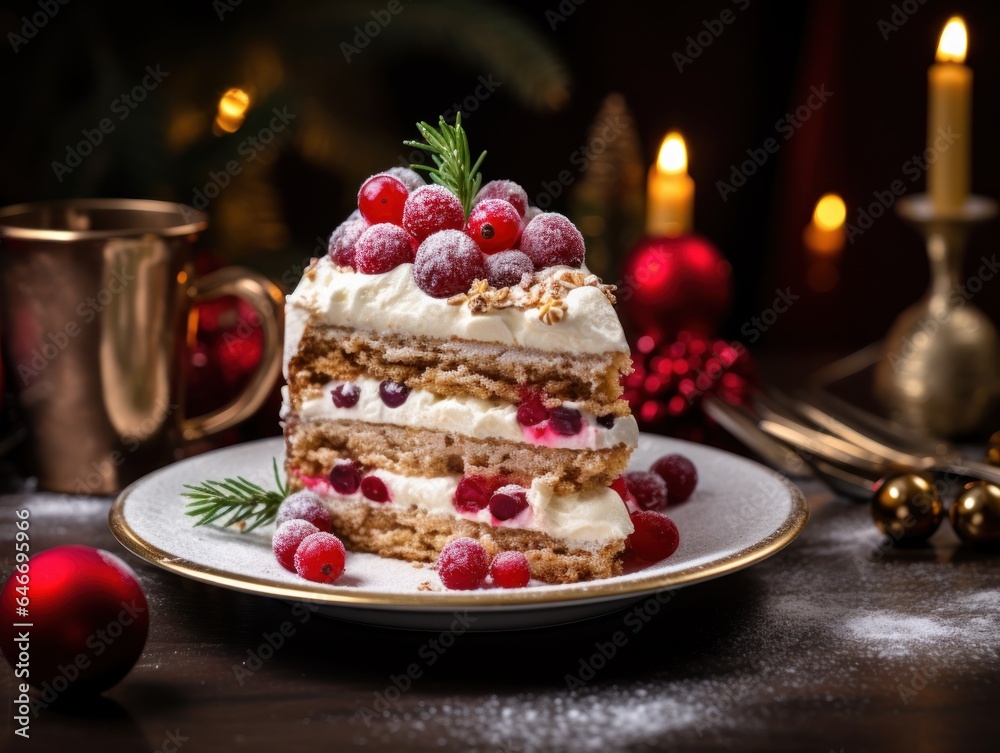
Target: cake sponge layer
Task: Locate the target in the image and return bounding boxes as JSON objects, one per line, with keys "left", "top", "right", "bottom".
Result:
{"left": 284, "top": 416, "right": 630, "bottom": 495}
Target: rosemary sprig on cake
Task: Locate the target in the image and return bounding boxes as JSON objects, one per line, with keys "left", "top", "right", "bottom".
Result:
{"left": 404, "top": 112, "right": 486, "bottom": 218}
{"left": 183, "top": 458, "right": 287, "bottom": 532}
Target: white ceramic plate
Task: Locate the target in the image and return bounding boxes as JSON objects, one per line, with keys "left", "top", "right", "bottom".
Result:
{"left": 110, "top": 435, "right": 806, "bottom": 631}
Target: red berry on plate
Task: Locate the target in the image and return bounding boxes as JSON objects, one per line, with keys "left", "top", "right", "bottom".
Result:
{"left": 330, "top": 461, "right": 361, "bottom": 494}
{"left": 516, "top": 388, "right": 549, "bottom": 427}
{"left": 549, "top": 406, "right": 583, "bottom": 436}
{"left": 485, "top": 249, "right": 534, "bottom": 288}
{"left": 272, "top": 519, "right": 320, "bottom": 571}
{"left": 354, "top": 223, "right": 415, "bottom": 274}
{"left": 328, "top": 214, "right": 369, "bottom": 268}
{"left": 623, "top": 471, "right": 669, "bottom": 511}
{"left": 379, "top": 379, "right": 410, "bottom": 407}
{"left": 651, "top": 454, "right": 699, "bottom": 504}
{"left": 490, "top": 484, "right": 529, "bottom": 521}
{"left": 275, "top": 490, "right": 332, "bottom": 530}
{"left": 294, "top": 532, "right": 346, "bottom": 583}
{"left": 403, "top": 185, "right": 465, "bottom": 241}
{"left": 490, "top": 551, "right": 531, "bottom": 588}
{"left": 519, "top": 212, "right": 585, "bottom": 269}
{"left": 466, "top": 199, "right": 523, "bottom": 253}
{"left": 358, "top": 174, "right": 408, "bottom": 225}
{"left": 627, "top": 511, "right": 680, "bottom": 562}
{"left": 385, "top": 166, "right": 426, "bottom": 192}
{"left": 475, "top": 180, "right": 529, "bottom": 217}
{"left": 413, "top": 229, "right": 486, "bottom": 298}
{"left": 437, "top": 537, "right": 489, "bottom": 590}
{"left": 454, "top": 475, "right": 493, "bottom": 514}
{"left": 360, "top": 475, "right": 391, "bottom": 503}
{"left": 331, "top": 383, "right": 361, "bottom": 408}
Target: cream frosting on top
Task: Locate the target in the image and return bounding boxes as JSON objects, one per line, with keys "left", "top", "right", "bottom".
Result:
{"left": 283, "top": 256, "right": 629, "bottom": 371}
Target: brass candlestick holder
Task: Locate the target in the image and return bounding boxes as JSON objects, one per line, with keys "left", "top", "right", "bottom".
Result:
{"left": 875, "top": 194, "right": 999, "bottom": 437}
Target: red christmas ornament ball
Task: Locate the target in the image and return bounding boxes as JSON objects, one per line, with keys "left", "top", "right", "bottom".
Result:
{"left": 622, "top": 234, "right": 732, "bottom": 336}
{"left": 0, "top": 546, "right": 149, "bottom": 697}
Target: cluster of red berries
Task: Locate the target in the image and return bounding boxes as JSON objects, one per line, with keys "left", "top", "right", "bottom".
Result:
{"left": 437, "top": 538, "right": 531, "bottom": 590}
{"left": 613, "top": 453, "right": 698, "bottom": 563}
{"left": 329, "top": 168, "right": 586, "bottom": 298}
{"left": 452, "top": 475, "right": 529, "bottom": 520}
{"left": 271, "top": 491, "right": 346, "bottom": 583}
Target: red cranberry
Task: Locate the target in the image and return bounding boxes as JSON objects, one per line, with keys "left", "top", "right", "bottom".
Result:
{"left": 412, "top": 229, "right": 486, "bottom": 298}
{"left": 610, "top": 476, "right": 630, "bottom": 501}
{"left": 354, "top": 223, "right": 415, "bottom": 274}
{"left": 466, "top": 199, "right": 523, "bottom": 254}
{"left": 358, "top": 174, "right": 408, "bottom": 225}
{"left": 549, "top": 406, "right": 583, "bottom": 436}
{"left": 485, "top": 250, "right": 534, "bottom": 288}
{"left": 331, "top": 383, "right": 361, "bottom": 408}
{"left": 597, "top": 414, "right": 616, "bottom": 429}
{"left": 294, "top": 532, "right": 346, "bottom": 583}
{"left": 379, "top": 380, "right": 411, "bottom": 407}
{"left": 275, "top": 491, "right": 331, "bottom": 530}
{"left": 453, "top": 476, "right": 494, "bottom": 514}
{"left": 651, "top": 454, "right": 699, "bottom": 504}
{"left": 624, "top": 471, "right": 669, "bottom": 511}
{"left": 475, "top": 180, "right": 528, "bottom": 217}
{"left": 360, "top": 476, "right": 390, "bottom": 503}
{"left": 328, "top": 214, "right": 369, "bottom": 268}
{"left": 330, "top": 462, "right": 361, "bottom": 494}
{"left": 490, "top": 484, "right": 529, "bottom": 521}
{"left": 272, "top": 519, "right": 320, "bottom": 571}
{"left": 519, "top": 213, "right": 585, "bottom": 269}
{"left": 490, "top": 551, "right": 531, "bottom": 588}
{"left": 437, "top": 538, "right": 489, "bottom": 590}
{"left": 626, "top": 511, "right": 680, "bottom": 562}
{"left": 402, "top": 185, "right": 465, "bottom": 241}
{"left": 516, "top": 388, "right": 549, "bottom": 427}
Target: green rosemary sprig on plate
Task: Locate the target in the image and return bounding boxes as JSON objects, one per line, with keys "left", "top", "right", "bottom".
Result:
{"left": 404, "top": 112, "right": 486, "bottom": 218}
{"left": 183, "top": 458, "right": 287, "bottom": 533}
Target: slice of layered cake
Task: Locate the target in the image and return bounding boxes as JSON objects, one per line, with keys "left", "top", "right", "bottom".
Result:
{"left": 281, "top": 116, "right": 638, "bottom": 583}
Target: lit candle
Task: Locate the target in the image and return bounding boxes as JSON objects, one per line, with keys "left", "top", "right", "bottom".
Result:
{"left": 646, "top": 131, "right": 694, "bottom": 237}
{"left": 803, "top": 193, "right": 846, "bottom": 255}
{"left": 927, "top": 17, "right": 971, "bottom": 213}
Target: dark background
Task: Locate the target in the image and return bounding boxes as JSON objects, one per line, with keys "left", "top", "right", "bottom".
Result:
{"left": 2, "top": 0, "right": 999, "bottom": 350}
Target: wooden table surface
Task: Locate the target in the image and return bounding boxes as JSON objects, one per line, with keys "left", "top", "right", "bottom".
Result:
{"left": 1, "top": 478, "right": 998, "bottom": 752}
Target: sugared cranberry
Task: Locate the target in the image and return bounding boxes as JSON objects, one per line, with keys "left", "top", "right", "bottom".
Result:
{"left": 328, "top": 214, "right": 369, "bottom": 268}
{"left": 379, "top": 380, "right": 410, "bottom": 407}
{"left": 412, "top": 229, "right": 486, "bottom": 298}
{"left": 294, "top": 531, "right": 346, "bottom": 583}
{"left": 597, "top": 414, "right": 616, "bottom": 429}
{"left": 627, "top": 511, "right": 680, "bottom": 562}
{"left": 358, "top": 174, "right": 408, "bottom": 225}
{"left": 466, "top": 199, "right": 523, "bottom": 254}
{"left": 490, "top": 551, "right": 531, "bottom": 588}
{"left": 437, "top": 537, "right": 489, "bottom": 590}
{"left": 516, "top": 388, "right": 549, "bottom": 427}
{"left": 275, "top": 490, "right": 332, "bottom": 531}
{"left": 623, "top": 471, "right": 669, "bottom": 511}
{"left": 272, "top": 519, "right": 319, "bottom": 572}
{"left": 385, "top": 166, "right": 425, "bottom": 192}
{"left": 403, "top": 185, "right": 465, "bottom": 242}
{"left": 453, "top": 476, "right": 493, "bottom": 514}
{"left": 329, "top": 461, "right": 361, "bottom": 495}
{"left": 354, "top": 223, "right": 415, "bottom": 274}
{"left": 651, "top": 454, "right": 699, "bottom": 504}
{"left": 490, "top": 484, "right": 529, "bottom": 521}
{"left": 549, "top": 406, "right": 583, "bottom": 436}
{"left": 485, "top": 250, "right": 534, "bottom": 288}
{"left": 475, "top": 180, "right": 529, "bottom": 217}
{"left": 331, "top": 383, "right": 361, "bottom": 409}
{"left": 519, "top": 212, "right": 585, "bottom": 269}
{"left": 360, "top": 476, "right": 390, "bottom": 503}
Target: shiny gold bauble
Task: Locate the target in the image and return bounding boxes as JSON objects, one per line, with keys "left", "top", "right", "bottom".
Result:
{"left": 870, "top": 473, "right": 944, "bottom": 544}
{"left": 950, "top": 481, "right": 1000, "bottom": 546}
{"left": 988, "top": 430, "right": 1000, "bottom": 466}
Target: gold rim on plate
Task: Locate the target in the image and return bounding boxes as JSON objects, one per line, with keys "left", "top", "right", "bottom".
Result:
{"left": 109, "top": 454, "right": 808, "bottom": 610}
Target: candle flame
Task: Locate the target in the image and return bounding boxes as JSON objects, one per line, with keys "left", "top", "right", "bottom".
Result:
{"left": 813, "top": 193, "right": 846, "bottom": 231}
{"left": 936, "top": 16, "right": 967, "bottom": 63}
{"left": 215, "top": 88, "right": 251, "bottom": 133}
{"left": 656, "top": 132, "right": 687, "bottom": 175}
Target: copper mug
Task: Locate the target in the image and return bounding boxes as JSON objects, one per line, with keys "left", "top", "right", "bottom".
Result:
{"left": 0, "top": 199, "right": 283, "bottom": 494}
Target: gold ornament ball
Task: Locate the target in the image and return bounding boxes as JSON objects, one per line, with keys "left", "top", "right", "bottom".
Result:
{"left": 988, "top": 430, "right": 1000, "bottom": 467}
{"left": 870, "top": 473, "right": 944, "bottom": 544}
{"left": 950, "top": 481, "right": 1000, "bottom": 546}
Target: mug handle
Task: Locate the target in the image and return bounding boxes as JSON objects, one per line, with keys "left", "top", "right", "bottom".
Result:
{"left": 180, "top": 266, "right": 284, "bottom": 442}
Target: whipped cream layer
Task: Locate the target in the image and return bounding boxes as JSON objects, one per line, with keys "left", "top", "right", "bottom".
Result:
{"left": 283, "top": 257, "right": 629, "bottom": 376}
{"left": 295, "top": 467, "right": 633, "bottom": 546}
{"left": 288, "top": 377, "right": 639, "bottom": 451}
